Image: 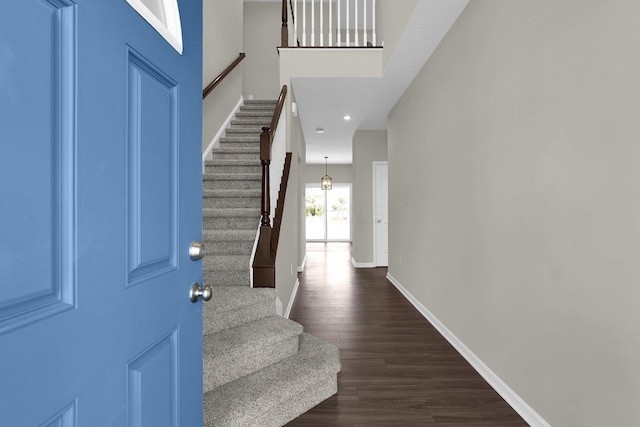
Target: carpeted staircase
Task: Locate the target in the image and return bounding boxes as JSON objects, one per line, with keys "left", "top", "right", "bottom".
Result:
{"left": 202, "top": 100, "right": 341, "bottom": 427}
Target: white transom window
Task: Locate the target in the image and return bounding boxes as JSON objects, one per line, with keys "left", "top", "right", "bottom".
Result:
{"left": 126, "top": 0, "right": 183, "bottom": 54}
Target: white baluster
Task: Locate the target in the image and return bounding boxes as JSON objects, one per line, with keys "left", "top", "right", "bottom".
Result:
{"left": 363, "top": 0, "right": 367, "bottom": 46}
{"left": 372, "top": 0, "right": 376, "bottom": 46}
{"left": 329, "top": 0, "right": 333, "bottom": 46}
{"left": 302, "top": 0, "right": 306, "bottom": 46}
{"left": 337, "top": 0, "right": 341, "bottom": 46}
{"left": 294, "top": 0, "right": 298, "bottom": 46}
{"left": 355, "top": 0, "right": 359, "bottom": 46}
{"left": 320, "top": 0, "right": 324, "bottom": 46}
{"left": 311, "top": 0, "right": 315, "bottom": 47}
{"left": 346, "top": 0, "right": 350, "bottom": 46}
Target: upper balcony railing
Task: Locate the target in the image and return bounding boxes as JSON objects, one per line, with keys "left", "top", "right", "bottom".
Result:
{"left": 282, "top": 0, "right": 378, "bottom": 48}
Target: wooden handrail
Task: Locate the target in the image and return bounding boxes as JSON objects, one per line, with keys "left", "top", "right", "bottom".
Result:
{"left": 259, "top": 85, "right": 287, "bottom": 227}
{"left": 289, "top": 0, "right": 295, "bottom": 25}
{"left": 269, "top": 86, "right": 287, "bottom": 138}
{"left": 253, "top": 85, "right": 289, "bottom": 288}
{"left": 202, "top": 53, "right": 246, "bottom": 99}
{"left": 270, "top": 153, "right": 292, "bottom": 258}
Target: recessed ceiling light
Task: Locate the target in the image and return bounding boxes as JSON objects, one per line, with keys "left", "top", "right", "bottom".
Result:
{"left": 316, "top": 127, "right": 325, "bottom": 134}
{"left": 343, "top": 115, "right": 352, "bottom": 121}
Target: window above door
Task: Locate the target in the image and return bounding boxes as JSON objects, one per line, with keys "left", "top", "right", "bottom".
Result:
{"left": 126, "top": 0, "right": 183, "bottom": 54}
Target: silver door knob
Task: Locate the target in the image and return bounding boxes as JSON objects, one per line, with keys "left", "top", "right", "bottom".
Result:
{"left": 190, "top": 282, "right": 212, "bottom": 303}
{"left": 189, "top": 241, "right": 206, "bottom": 260}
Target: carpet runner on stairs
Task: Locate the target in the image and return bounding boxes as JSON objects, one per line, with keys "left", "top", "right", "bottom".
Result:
{"left": 202, "top": 99, "right": 340, "bottom": 427}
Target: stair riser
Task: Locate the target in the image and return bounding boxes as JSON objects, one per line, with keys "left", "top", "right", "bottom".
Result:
{"left": 239, "top": 107, "right": 275, "bottom": 112}
{"left": 226, "top": 128, "right": 264, "bottom": 135}
{"left": 204, "top": 216, "right": 258, "bottom": 230}
{"left": 204, "top": 270, "right": 250, "bottom": 287}
{"left": 205, "top": 165, "right": 261, "bottom": 174}
{"left": 203, "top": 197, "right": 260, "bottom": 209}
{"left": 235, "top": 113, "right": 273, "bottom": 119}
{"left": 202, "top": 333, "right": 340, "bottom": 427}
{"left": 203, "top": 335, "right": 299, "bottom": 393}
{"left": 203, "top": 298, "right": 274, "bottom": 335}
{"left": 231, "top": 120, "right": 271, "bottom": 127}
{"left": 218, "top": 142, "right": 260, "bottom": 150}
{"left": 204, "top": 254, "right": 252, "bottom": 271}
{"left": 209, "top": 152, "right": 259, "bottom": 161}
{"left": 203, "top": 180, "right": 261, "bottom": 191}
{"left": 220, "top": 137, "right": 260, "bottom": 144}
{"left": 255, "top": 375, "right": 337, "bottom": 427}
{"left": 205, "top": 240, "right": 255, "bottom": 256}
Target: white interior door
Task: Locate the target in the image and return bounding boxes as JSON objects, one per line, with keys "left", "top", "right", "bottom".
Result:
{"left": 373, "top": 161, "right": 388, "bottom": 266}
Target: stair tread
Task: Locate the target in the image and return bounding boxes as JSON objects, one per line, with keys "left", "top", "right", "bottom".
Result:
{"left": 204, "top": 315, "right": 302, "bottom": 355}
{"left": 226, "top": 126, "right": 265, "bottom": 132}
{"left": 203, "top": 333, "right": 340, "bottom": 427}
{"left": 203, "top": 189, "right": 261, "bottom": 197}
{"left": 203, "top": 229, "right": 256, "bottom": 241}
{"left": 203, "top": 286, "right": 275, "bottom": 335}
{"left": 243, "top": 100, "right": 277, "bottom": 104}
{"left": 235, "top": 112, "right": 273, "bottom": 118}
{"left": 205, "top": 286, "right": 274, "bottom": 312}
{"left": 205, "top": 159, "right": 261, "bottom": 166}
{"left": 220, "top": 136, "right": 261, "bottom": 141}
{"left": 212, "top": 147, "right": 260, "bottom": 153}
{"left": 202, "top": 208, "right": 258, "bottom": 217}
{"left": 203, "top": 173, "right": 261, "bottom": 181}
{"left": 204, "top": 255, "right": 251, "bottom": 273}
{"left": 203, "top": 316, "right": 303, "bottom": 392}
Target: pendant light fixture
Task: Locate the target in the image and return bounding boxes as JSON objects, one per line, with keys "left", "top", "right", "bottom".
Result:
{"left": 321, "top": 156, "right": 333, "bottom": 190}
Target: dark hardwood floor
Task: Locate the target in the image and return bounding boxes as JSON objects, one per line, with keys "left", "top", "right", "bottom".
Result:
{"left": 286, "top": 242, "right": 528, "bottom": 427}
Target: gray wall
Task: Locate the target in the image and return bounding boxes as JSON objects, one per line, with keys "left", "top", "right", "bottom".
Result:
{"left": 352, "top": 130, "right": 387, "bottom": 266}
{"left": 243, "top": 2, "right": 281, "bottom": 99}
{"left": 376, "top": 0, "right": 418, "bottom": 68}
{"left": 305, "top": 164, "right": 353, "bottom": 185}
{"left": 387, "top": 1, "right": 640, "bottom": 426}
{"left": 275, "top": 90, "right": 307, "bottom": 315}
{"left": 291, "top": 91, "right": 308, "bottom": 272}
{"left": 275, "top": 141, "right": 300, "bottom": 317}
{"left": 202, "top": 0, "right": 244, "bottom": 151}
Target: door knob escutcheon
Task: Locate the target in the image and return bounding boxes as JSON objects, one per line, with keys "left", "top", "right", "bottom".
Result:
{"left": 189, "top": 241, "right": 205, "bottom": 261}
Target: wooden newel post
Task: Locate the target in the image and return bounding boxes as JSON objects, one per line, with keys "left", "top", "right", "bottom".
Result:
{"left": 281, "top": 0, "right": 289, "bottom": 47}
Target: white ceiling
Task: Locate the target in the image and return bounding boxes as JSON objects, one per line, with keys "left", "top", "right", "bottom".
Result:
{"left": 246, "top": 0, "right": 469, "bottom": 164}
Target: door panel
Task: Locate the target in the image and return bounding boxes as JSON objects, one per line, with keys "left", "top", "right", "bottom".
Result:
{"left": 0, "top": 0, "right": 76, "bottom": 335}
{"left": 0, "top": 1, "right": 203, "bottom": 425}
{"left": 126, "top": 48, "right": 179, "bottom": 286}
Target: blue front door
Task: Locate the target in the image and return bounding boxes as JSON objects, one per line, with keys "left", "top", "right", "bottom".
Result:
{"left": 0, "top": 1, "right": 203, "bottom": 425}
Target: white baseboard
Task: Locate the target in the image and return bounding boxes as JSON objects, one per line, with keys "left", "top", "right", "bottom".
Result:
{"left": 297, "top": 254, "right": 307, "bottom": 273}
{"left": 351, "top": 258, "right": 375, "bottom": 269}
{"left": 202, "top": 96, "right": 244, "bottom": 168}
{"left": 385, "top": 273, "right": 551, "bottom": 427}
{"left": 284, "top": 278, "right": 300, "bottom": 319}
